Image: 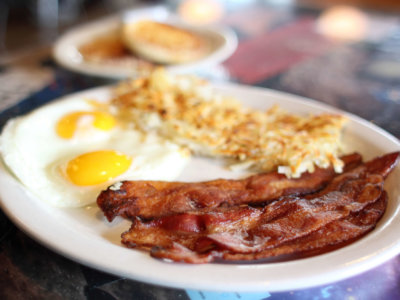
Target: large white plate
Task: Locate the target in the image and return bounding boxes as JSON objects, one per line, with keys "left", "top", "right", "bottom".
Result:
{"left": 53, "top": 6, "right": 238, "bottom": 78}
{"left": 1, "top": 83, "right": 400, "bottom": 292}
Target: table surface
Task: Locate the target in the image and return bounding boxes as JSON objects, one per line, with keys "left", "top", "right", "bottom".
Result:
{"left": 1, "top": 1, "right": 400, "bottom": 299}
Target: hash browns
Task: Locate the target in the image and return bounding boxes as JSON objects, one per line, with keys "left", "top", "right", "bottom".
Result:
{"left": 112, "top": 69, "right": 347, "bottom": 178}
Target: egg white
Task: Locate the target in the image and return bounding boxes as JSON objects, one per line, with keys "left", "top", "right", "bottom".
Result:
{"left": 0, "top": 97, "right": 190, "bottom": 207}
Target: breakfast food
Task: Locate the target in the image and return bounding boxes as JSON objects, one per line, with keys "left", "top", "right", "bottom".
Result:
{"left": 97, "top": 153, "right": 362, "bottom": 220}
{"left": 0, "top": 95, "right": 190, "bottom": 207}
{"left": 120, "top": 152, "right": 399, "bottom": 263}
{"left": 151, "top": 192, "right": 388, "bottom": 263}
{"left": 78, "top": 30, "right": 156, "bottom": 73}
{"left": 112, "top": 68, "right": 347, "bottom": 178}
{"left": 78, "top": 20, "right": 211, "bottom": 69}
{"left": 79, "top": 31, "right": 128, "bottom": 61}
{"left": 1, "top": 68, "right": 396, "bottom": 266}
{"left": 121, "top": 20, "right": 210, "bottom": 64}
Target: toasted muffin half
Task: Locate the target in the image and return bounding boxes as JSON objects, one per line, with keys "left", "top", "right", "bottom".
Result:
{"left": 121, "top": 20, "right": 211, "bottom": 64}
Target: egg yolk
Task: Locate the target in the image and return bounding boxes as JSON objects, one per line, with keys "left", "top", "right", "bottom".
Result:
{"left": 56, "top": 111, "right": 116, "bottom": 139}
{"left": 66, "top": 150, "right": 132, "bottom": 186}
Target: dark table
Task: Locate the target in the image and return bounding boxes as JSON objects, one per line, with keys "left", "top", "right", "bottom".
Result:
{"left": 1, "top": 1, "right": 400, "bottom": 299}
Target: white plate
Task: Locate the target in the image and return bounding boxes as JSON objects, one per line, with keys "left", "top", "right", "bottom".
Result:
{"left": 53, "top": 6, "right": 238, "bottom": 78}
{"left": 1, "top": 83, "right": 400, "bottom": 292}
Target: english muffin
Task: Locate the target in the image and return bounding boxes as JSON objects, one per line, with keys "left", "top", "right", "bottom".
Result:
{"left": 121, "top": 20, "right": 210, "bottom": 64}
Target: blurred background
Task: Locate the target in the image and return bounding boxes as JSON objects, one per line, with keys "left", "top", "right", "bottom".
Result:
{"left": 2, "top": 0, "right": 400, "bottom": 59}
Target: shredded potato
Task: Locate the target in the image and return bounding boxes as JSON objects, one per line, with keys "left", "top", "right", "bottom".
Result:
{"left": 112, "top": 68, "right": 347, "bottom": 178}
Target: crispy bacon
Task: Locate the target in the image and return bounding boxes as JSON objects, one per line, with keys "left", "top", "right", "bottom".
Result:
{"left": 98, "top": 153, "right": 362, "bottom": 220}
{"left": 121, "top": 152, "right": 399, "bottom": 263}
{"left": 220, "top": 191, "right": 388, "bottom": 262}
{"left": 150, "top": 192, "right": 388, "bottom": 263}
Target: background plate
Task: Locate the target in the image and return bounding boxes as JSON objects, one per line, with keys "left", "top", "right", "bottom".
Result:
{"left": 53, "top": 6, "right": 238, "bottom": 78}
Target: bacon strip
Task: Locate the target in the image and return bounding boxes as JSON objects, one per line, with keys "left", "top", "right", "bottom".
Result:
{"left": 121, "top": 152, "right": 399, "bottom": 263}
{"left": 151, "top": 192, "right": 388, "bottom": 263}
{"left": 98, "top": 153, "right": 362, "bottom": 220}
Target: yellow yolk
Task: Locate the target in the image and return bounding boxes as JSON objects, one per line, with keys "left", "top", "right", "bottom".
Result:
{"left": 56, "top": 111, "right": 116, "bottom": 139}
{"left": 65, "top": 150, "right": 132, "bottom": 186}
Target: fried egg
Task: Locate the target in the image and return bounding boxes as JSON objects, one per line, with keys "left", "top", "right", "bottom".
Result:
{"left": 0, "top": 96, "right": 190, "bottom": 207}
